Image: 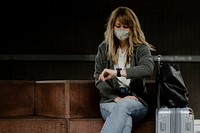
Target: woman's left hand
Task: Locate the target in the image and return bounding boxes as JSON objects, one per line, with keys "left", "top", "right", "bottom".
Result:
{"left": 125, "top": 95, "right": 138, "bottom": 101}
{"left": 99, "top": 68, "right": 116, "bottom": 81}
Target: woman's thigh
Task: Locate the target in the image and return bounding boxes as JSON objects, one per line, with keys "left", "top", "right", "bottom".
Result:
{"left": 118, "top": 98, "right": 148, "bottom": 122}
{"left": 100, "top": 98, "right": 147, "bottom": 122}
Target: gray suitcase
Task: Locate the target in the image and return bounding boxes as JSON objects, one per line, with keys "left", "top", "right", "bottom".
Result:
{"left": 156, "top": 107, "right": 194, "bottom": 133}
{"left": 156, "top": 107, "right": 176, "bottom": 133}
{"left": 176, "top": 107, "right": 194, "bottom": 133}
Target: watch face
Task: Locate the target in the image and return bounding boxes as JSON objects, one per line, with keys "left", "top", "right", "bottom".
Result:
{"left": 116, "top": 68, "right": 122, "bottom": 77}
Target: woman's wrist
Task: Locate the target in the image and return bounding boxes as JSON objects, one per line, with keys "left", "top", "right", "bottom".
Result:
{"left": 120, "top": 69, "right": 126, "bottom": 77}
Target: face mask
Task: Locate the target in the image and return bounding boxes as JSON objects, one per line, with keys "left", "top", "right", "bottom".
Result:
{"left": 114, "top": 29, "right": 129, "bottom": 41}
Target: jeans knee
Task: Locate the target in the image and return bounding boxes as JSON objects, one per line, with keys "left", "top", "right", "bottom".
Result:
{"left": 118, "top": 98, "right": 131, "bottom": 108}
{"left": 116, "top": 98, "right": 137, "bottom": 112}
{"left": 117, "top": 98, "right": 147, "bottom": 114}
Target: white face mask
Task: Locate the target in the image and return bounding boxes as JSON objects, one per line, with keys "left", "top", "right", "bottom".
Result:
{"left": 114, "top": 29, "right": 129, "bottom": 41}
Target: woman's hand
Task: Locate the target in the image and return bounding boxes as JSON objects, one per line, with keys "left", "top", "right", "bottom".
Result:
{"left": 114, "top": 96, "right": 138, "bottom": 103}
{"left": 99, "top": 68, "right": 116, "bottom": 81}
{"left": 125, "top": 95, "right": 138, "bottom": 101}
{"left": 114, "top": 97, "right": 122, "bottom": 102}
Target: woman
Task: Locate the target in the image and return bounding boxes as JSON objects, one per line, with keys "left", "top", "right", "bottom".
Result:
{"left": 94, "top": 6, "right": 155, "bottom": 133}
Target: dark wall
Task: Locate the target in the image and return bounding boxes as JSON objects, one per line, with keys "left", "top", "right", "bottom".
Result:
{"left": 1, "top": 0, "right": 200, "bottom": 118}
{"left": 2, "top": 0, "right": 200, "bottom": 55}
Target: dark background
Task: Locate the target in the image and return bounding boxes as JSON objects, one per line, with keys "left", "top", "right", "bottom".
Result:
{"left": 1, "top": 0, "right": 200, "bottom": 118}
{"left": 2, "top": 0, "right": 200, "bottom": 55}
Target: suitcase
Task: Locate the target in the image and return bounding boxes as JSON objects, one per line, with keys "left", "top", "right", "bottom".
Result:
{"left": 156, "top": 107, "right": 176, "bottom": 133}
{"left": 156, "top": 55, "right": 194, "bottom": 133}
{"left": 175, "top": 107, "right": 194, "bottom": 133}
{"left": 156, "top": 107, "right": 194, "bottom": 133}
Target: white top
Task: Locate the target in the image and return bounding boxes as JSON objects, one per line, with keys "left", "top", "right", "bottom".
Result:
{"left": 114, "top": 48, "right": 130, "bottom": 87}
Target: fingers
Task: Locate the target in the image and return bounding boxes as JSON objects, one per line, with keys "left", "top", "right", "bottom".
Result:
{"left": 125, "top": 96, "right": 138, "bottom": 100}
{"left": 98, "top": 69, "right": 106, "bottom": 81}
{"left": 99, "top": 74, "right": 105, "bottom": 81}
{"left": 99, "top": 69, "right": 113, "bottom": 81}
{"left": 114, "top": 97, "right": 122, "bottom": 103}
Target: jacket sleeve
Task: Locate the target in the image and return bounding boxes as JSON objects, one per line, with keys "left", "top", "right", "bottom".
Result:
{"left": 93, "top": 42, "right": 118, "bottom": 101}
{"left": 126, "top": 44, "right": 155, "bottom": 79}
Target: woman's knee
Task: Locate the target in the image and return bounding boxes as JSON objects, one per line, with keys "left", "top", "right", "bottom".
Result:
{"left": 117, "top": 98, "right": 147, "bottom": 113}
{"left": 116, "top": 98, "right": 137, "bottom": 112}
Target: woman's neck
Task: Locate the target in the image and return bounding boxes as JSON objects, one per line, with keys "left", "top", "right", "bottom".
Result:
{"left": 119, "top": 41, "right": 128, "bottom": 53}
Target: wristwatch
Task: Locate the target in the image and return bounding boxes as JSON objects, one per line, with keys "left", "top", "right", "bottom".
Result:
{"left": 116, "top": 68, "right": 122, "bottom": 77}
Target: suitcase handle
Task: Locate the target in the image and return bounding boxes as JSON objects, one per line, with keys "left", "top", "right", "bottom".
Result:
{"left": 157, "top": 55, "right": 161, "bottom": 108}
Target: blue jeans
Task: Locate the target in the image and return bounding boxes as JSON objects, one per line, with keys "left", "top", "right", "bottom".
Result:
{"left": 100, "top": 98, "right": 148, "bottom": 133}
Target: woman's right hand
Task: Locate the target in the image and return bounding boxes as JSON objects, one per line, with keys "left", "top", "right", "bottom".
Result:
{"left": 99, "top": 68, "right": 116, "bottom": 81}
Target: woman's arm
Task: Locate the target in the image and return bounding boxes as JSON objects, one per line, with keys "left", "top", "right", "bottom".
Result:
{"left": 94, "top": 42, "right": 119, "bottom": 101}
{"left": 126, "top": 44, "right": 155, "bottom": 79}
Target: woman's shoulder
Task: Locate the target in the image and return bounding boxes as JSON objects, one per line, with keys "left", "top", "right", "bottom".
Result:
{"left": 135, "top": 43, "right": 150, "bottom": 52}
{"left": 99, "top": 41, "right": 107, "bottom": 47}
{"left": 98, "top": 41, "right": 107, "bottom": 50}
{"left": 138, "top": 43, "right": 150, "bottom": 49}
{"left": 136, "top": 43, "right": 156, "bottom": 52}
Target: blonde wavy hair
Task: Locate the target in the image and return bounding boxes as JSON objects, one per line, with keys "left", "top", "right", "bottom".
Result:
{"left": 104, "top": 6, "right": 155, "bottom": 65}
